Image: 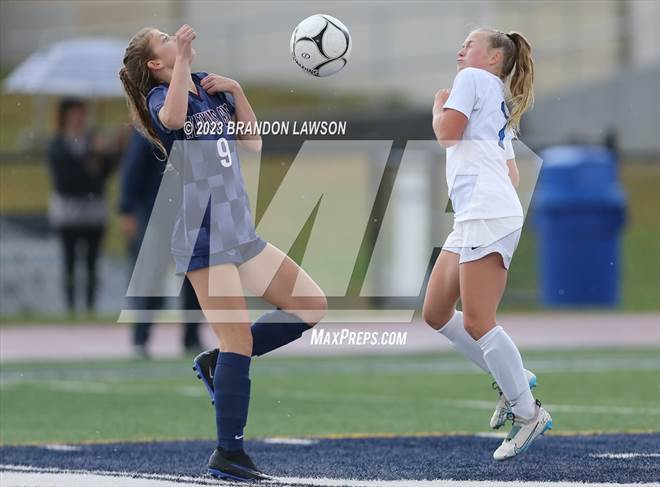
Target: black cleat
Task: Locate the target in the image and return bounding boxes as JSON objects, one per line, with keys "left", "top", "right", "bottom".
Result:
{"left": 192, "top": 348, "right": 219, "bottom": 405}
{"left": 207, "top": 447, "right": 271, "bottom": 481}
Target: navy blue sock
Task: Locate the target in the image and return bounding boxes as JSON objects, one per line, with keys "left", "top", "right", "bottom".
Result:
{"left": 251, "top": 309, "right": 311, "bottom": 356}
{"left": 213, "top": 352, "right": 251, "bottom": 451}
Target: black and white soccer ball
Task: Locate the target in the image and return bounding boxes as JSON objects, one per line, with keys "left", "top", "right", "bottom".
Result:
{"left": 290, "top": 14, "right": 352, "bottom": 77}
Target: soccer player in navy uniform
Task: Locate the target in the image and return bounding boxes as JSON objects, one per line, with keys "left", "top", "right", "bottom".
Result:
{"left": 120, "top": 24, "right": 327, "bottom": 480}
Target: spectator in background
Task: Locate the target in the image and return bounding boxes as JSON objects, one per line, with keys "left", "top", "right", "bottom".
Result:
{"left": 47, "top": 98, "right": 119, "bottom": 316}
{"left": 118, "top": 126, "right": 201, "bottom": 358}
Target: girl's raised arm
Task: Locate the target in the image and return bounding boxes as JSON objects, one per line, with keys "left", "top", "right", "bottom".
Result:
{"left": 159, "top": 25, "right": 196, "bottom": 130}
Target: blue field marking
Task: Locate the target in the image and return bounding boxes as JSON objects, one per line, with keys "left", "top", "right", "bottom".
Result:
{"left": 0, "top": 433, "right": 658, "bottom": 484}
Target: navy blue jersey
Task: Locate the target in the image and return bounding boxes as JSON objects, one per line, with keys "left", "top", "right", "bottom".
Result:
{"left": 146, "top": 71, "right": 259, "bottom": 258}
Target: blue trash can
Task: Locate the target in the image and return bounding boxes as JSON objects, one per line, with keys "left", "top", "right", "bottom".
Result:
{"left": 533, "top": 145, "right": 626, "bottom": 307}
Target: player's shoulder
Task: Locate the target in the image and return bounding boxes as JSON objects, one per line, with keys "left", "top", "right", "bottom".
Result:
{"left": 455, "top": 67, "right": 497, "bottom": 84}
{"left": 193, "top": 71, "right": 209, "bottom": 81}
{"left": 146, "top": 83, "right": 168, "bottom": 103}
{"left": 454, "top": 66, "right": 479, "bottom": 80}
{"left": 450, "top": 68, "right": 481, "bottom": 93}
{"left": 195, "top": 71, "right": 235, "bottom": 107}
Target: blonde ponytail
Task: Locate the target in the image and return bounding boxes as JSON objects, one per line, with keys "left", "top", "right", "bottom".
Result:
{"left": 477, "top": 28, "right": 535, "bottom": 135}
{"left": 504, "top": 31, "right": 535, "bottom": 135}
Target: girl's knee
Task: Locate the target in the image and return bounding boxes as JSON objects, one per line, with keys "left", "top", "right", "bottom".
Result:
{"left": 461, "top": 312, "right": 494, "bottom": 341}
{"left": 422, "top": 305, "right": 454, "bottom": 331}
{"left": 285, "top": 294, "right": 327, "bottom": 327}
{"left": 303, "top": 294, "right": 328, "bottom": 326}
{"left": 216, "top": 327, "right": 253, "bottom": 355}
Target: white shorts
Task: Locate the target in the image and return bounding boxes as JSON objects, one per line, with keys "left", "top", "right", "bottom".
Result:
{"left": 441, "top": 216, "right": 523, "bottom": 270}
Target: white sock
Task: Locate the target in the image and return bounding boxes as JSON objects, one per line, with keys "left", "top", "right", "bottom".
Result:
{"left": 437, "top": 310, "right": 490, "bottom": 374}
{"left": 477, "top": 325, "right": 536, "bottom": 420}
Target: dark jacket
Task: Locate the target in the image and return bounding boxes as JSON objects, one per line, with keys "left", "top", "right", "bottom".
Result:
{"left": 47, "top": 131, "right": 117, "bottom": 197}
{"left": 118, "top": 128, "right": 167, "bottom": 230}
{"left": 47, "top": 131, "right": 118, "bottom": 228}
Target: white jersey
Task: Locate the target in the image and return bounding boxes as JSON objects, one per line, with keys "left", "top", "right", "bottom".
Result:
{"left": 442, "top": 67, "right": 524, "bottom": 222}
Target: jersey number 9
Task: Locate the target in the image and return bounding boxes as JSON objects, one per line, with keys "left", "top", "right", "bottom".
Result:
{"left": 216, "top": 137, "right": 233, "bottom": 168}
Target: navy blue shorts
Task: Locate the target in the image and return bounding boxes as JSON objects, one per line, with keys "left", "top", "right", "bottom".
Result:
{"left": 173, "top": 237, "right": 268, "bottom": 276}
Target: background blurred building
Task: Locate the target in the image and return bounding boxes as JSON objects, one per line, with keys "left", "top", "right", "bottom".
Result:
{"left": 2, "top": 0, "right": 658, "bottom": 155}
{"left": 2, "top": 0, "right": 658, "bottom": 94}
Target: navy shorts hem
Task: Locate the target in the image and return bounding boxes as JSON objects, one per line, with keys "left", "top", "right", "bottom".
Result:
{"left": 174, "top": 237, "right": 268, "bottom": 276}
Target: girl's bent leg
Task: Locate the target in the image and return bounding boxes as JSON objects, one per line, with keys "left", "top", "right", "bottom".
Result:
{"left": 423, "top": 250, "right": 490, "bottom": 374}
{"left": 460, "top": 252, "right": 535, "bottom": 419}
{"left": 422, "top": 250, "right": 461, "bottom": 330}
{"left": 239, "top": 243, "right": 327, "bottom": 325}
{"left": 238, "top": 243, "right": 327, "bottom": 356}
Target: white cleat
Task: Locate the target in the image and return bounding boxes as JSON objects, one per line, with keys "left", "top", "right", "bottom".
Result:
{"left": 493, "top": 400, "right": 553, "bottom": 461}
{"left": 490, "top": 369, "right": 537, "bottom": 429}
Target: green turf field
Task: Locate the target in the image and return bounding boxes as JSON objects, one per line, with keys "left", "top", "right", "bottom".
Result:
{"left": 1, "top": 348, "right": 657, "bottom": 445}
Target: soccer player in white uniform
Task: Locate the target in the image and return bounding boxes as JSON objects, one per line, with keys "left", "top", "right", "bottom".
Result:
{"left": 423, "top": 28, "right": 552, "bottom": 460}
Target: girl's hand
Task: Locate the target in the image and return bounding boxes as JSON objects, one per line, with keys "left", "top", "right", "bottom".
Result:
{"left": 200, "top": 74, "right": 240, "bottom": 95}
{"left": 175, "top": 24, "right": 196, "bottom": 61}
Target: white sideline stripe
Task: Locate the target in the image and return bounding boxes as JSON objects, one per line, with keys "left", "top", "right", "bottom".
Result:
{"left": 40, "top": 444, "right": 82, "bottom": 452}
{"left": 277, "top": 477, "right": 660, "bottom": 487}
{"left": 261, "top": 437, "right": 319, "bottom": 445}
{"left": 474, "top": 432, "right": 507, "bottom": 439}
{"left": 1, "top": 465, "right": 658, "bottom": 487}
{"left": 0, "top": 465, "right": 219, "bottom": 486}
{"left": 590, "top": 453, "right": 660, "bottom": 459}
{"left": 0, "top": 471, "right": 207, "bottom": 487}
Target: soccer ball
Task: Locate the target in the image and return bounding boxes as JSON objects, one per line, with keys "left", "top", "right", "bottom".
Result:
{"left": 290, "top": 14, "right": 352, "bottom": 77}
